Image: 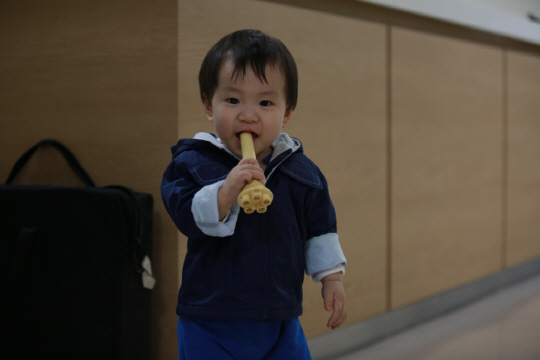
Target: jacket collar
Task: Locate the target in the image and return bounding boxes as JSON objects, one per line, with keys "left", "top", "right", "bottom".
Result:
{"left": 191, "top": 132, "right": 302, "bottom": 162}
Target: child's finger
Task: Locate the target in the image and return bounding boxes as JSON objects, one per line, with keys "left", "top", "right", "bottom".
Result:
{"left": 237, "top": 159, "right": 266, "bottom": 183}
{"left": 326, "top": 290, "right": 348, "bottom": 329}
{"left": 323, "top": 294, "right": 334, "bottom": 311}
{"left": 251, "top": 170, "right": 266, "bottom": 184}
{"left": 326, "top": 296, "right": 343, "bottom": 328}
{"left": 330, "top": 305, "right": 347, "bottom": 329}
{"left": 322, "top": 286, "right": 334, "bottom": 312}
{"left": 325, "top": 300, "right": 333, "bottom": 312}
{"left": 238, "top": 158, "right": 258, "bottom": 166}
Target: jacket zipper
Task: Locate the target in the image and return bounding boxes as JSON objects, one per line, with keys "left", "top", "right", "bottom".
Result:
{"left": 221, "top": 146, "right": 297, "bottom": 183}
{"left": 221, "top": 144, "right": 296, "bottom": 322}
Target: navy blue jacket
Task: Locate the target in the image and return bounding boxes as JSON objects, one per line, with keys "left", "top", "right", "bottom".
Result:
{"left": 161, "top": 133, "right": 345, "bottom": 322}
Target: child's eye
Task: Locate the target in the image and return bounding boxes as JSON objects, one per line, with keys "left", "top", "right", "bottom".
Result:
{"left": 259, "top": 100, "right": 272, "bottom": 107}
{"left": 227, "top": 98, "right": 240, "bottom": 104}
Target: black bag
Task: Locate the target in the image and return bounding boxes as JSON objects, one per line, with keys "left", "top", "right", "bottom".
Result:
{"left": 0, "top": 140, "right": 154, "bottom": 360}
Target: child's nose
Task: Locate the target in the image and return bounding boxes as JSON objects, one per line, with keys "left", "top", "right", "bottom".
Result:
{"left": 238, "top": 105, "right": 258, "bottom": 122}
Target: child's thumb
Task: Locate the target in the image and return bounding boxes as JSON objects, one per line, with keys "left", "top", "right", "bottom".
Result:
{"left": 325, "top": 301, "right": 333, "bottom": 311}
{"left": 323, "top": 294, "right": 333, "bottom": 311}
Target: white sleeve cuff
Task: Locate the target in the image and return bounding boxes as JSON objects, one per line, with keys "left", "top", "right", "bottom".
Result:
{"left": 305, "top": 233, "right": 347, "bottom": 276}
{"left": 191, "top": 180, "right": 240, "bottom": 237}
{"left": 311, "top": 264, "right": 346, "bottom": 283}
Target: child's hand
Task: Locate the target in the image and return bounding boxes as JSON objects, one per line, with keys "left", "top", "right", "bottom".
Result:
{"left": 218, "top": 158, "right": 265, "bottom": 219}
{"left": 321, "top": 272, "right": 347, "bottom": 330}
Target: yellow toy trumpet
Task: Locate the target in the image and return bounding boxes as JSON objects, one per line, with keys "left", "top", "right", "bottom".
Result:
{"left": 237, "top": 132, "right": 273, "bottom": 214}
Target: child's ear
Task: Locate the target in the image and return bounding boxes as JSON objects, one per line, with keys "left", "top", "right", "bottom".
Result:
{"left": 282, "top": 107, "right": 293, "bottom": 128}
{"left": 202, "top": 96, "right": 214, "bottom": 122}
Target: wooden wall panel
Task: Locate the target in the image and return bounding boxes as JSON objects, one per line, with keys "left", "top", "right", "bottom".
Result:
{"left": 179, "top": 0, "right": 388, "bottom": 338}
{"left": 0, "top": 1, "right": 178, "bottom": 358}
{"left": 391, "top": 28, "right": 503, "bottom": 309}
{"left": 507, "top": 51, "right": 540, "bottom": 267}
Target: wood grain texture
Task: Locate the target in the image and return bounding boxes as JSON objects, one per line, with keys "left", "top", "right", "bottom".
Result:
{"left": 391, "top": 27, "right": 503, "bottom": 309}
{"left": 507, "top": 50, "right": 540, "bottom": 267}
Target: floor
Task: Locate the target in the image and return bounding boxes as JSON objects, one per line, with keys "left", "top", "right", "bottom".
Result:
{"left": 333, "top": 274, "right": 540, "bottom": 360}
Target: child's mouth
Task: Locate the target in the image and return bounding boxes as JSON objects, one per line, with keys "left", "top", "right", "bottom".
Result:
{"left": 236, "top": 131, "right": 258, "bottom": 140}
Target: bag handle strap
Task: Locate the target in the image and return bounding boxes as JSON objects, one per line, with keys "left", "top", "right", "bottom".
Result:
{"left": 5, "top": 139, "right": 96, "bottom": 186}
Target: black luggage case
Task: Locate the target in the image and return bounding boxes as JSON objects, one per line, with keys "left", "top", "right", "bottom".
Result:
{"left": 0, "top": 140, "right": 153, "bottom": 360}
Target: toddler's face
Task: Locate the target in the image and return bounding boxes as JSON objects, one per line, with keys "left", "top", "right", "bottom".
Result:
{"left": 204, "top": 59, "right": 292, "bottom": 164}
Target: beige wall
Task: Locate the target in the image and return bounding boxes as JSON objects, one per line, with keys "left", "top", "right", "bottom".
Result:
{"left": 0, "top": 1, "right": 178, "bottom": 358}
{"left": 507, "top": 51, "right": 540, "bottom": 267}
{"left": 3, "top": 0, "right": 540, "bottom": 357}
{"left": 391, "top": 28, "right": 504, "bottom": 308}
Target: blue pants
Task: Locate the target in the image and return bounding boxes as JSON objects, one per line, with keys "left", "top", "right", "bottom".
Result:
{"left": 177, "top": 316, "right": 312, "bottom": 360}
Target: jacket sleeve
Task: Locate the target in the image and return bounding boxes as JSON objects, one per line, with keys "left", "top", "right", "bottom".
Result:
{"left": 303, "top": 168, "right": 347, "bottom": 282}
{"left": 305, "top": 234, "right": 346, "bottom": 282}
{"left": 191, "top": 180, "right": 240, "bottom": 236}
{"left": 161, "top": 154, "right": 239, "bottom": 239}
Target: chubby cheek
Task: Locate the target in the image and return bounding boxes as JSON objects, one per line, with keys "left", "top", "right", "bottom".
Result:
{"left": 218, "top": 128, "right": 242, "bottom": 156}
{"left": 268, "top": 121, "right": 286, "bottom": 138}
{"left": 212, "top": 115, "right": 233, "bottom": 137}
{"left": 230, "top": 136, "right": 243, "bottom": 155}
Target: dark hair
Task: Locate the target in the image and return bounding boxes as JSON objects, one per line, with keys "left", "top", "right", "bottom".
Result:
{"left": 199, "top": 29, "right": 298, "bottom": 111}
